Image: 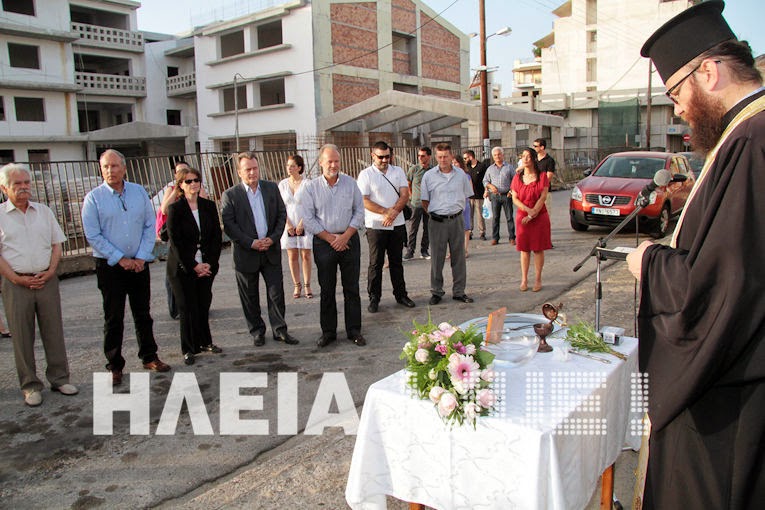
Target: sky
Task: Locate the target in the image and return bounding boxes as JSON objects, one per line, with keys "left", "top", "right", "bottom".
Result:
{"left": 137, "top": 0, "right": 764, "bottom": 93}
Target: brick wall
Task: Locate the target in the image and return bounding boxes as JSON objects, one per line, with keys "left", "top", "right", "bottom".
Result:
{"left": 420, "top": 13, "right": 461, "bottom": 84}
{"left": 422, "top": 87, "right": 460, "bottom": 99}
{"left": 331, "top": 3, "right": 378, "bottom": 69}
{"left": 392, "top": 0, "right": 416, "bottom": 33}
{"left": 333, "top": 74, "right": 379, "bottom": 112}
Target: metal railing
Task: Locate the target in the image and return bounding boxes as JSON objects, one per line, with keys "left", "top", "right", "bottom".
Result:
{"left": 71, "top": 22, "right": 144, "bottom": 52}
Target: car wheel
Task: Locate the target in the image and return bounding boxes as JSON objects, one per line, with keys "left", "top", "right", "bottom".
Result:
{"left": 570, "top": 214, "right": 589, "bottom": 232}
{"left": 650, "top": 204, "right": 671, "bottom": 239}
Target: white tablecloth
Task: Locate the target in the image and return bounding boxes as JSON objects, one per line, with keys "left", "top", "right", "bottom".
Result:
{"left": 346, "top": 331, "right": 641, "bottom": 510}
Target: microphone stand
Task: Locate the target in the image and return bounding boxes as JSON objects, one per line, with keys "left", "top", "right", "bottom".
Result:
{"left": 572, "top": 193, "right": 651, "bottom": 330}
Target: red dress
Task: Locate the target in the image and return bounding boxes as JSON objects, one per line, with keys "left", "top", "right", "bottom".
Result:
{"left": 511, "top": 172, "right": 552, "bottom": 252}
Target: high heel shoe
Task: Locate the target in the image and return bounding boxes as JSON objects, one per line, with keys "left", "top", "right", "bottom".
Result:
{"left": 304, "top": 283, "right": 313, "bottom": 299}
{"left": 293, "top": 282, "right": 302, "bottom": 299}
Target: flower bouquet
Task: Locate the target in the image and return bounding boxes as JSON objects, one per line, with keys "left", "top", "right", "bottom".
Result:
{"left": 401, "top": 317, "right": 497, "bottom": 427}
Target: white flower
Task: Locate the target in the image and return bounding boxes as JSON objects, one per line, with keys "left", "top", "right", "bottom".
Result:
{"left": 464, "top": 402, "right": 478, "bottom": 420}
{"left": 465, "top": 344, "right": 477, "bottom": 355}
{"left": 428, "top": 368, "right": 437, "bottom": 380}
{"left": 452, "top": 379, "right": 467, "bottom": 395}
{"left": 415, "top": 348, "right": 429, "bottom": 363}
{"left": 429, "top": 386, "right": 446, "bottom": 403}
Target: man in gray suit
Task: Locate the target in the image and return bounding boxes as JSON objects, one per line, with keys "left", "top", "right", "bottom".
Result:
{"left": 221, "top": 152, "right": 299, "bottom": 346}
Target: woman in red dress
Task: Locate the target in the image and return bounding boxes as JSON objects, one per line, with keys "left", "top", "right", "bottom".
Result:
{"left": 510, "top": 148, "right": 552, "bottom": 292}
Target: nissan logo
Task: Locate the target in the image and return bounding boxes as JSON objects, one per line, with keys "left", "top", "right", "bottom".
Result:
{"left": 599, "top": 195, "right": 614, "bottom": 206}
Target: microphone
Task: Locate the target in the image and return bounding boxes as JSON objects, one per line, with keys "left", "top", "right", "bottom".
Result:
{"left": 640, "top": 169, "right": 672, "bottom": 198}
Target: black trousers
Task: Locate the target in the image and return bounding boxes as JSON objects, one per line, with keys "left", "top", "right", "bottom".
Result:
{"left": 234, "top": 255, "right": 287, "bottom": 339}
{"left": 95, "top": 258, "right": 158, "bottom": 371}
{"left": 406, "top": 206, "right": 429, "bottom": 255}
{"left": 167, "top": 269, "right": 215, "bottom": 355}
{"left": 367, "top": 225, "right": 408, "bottom": 302}
{"left": 490, "top": 193, "right": 515, "bottom": 241}
{"left": 313, "top": 233, "right": 361, "bottom": 337}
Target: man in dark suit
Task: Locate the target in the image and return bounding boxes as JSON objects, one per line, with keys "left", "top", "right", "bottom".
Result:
{"left": 221, "top": 152, "right": 299, "bottom": 346}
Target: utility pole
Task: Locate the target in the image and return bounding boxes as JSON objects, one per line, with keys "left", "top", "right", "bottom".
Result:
{"left": 479, "top": 0, "right": 489, "bottom": 159}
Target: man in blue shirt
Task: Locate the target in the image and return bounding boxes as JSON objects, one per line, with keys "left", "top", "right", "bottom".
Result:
{"left": 82, "top": 149, "right": 171, "bottom": 386}
{"left": 482, "top": 147, "right": 516, "bottom": 245}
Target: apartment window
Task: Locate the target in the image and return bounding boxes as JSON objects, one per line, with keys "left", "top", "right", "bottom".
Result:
{"left": 0, "top": 150, "right": 13, "bottom": 165}
{"left": 257, "top": 20, "right": 282, "bottom": 49}
{"left": 223, "top": 85, "right": 247, "bottom": 112}
{"left": 167, "top": 66, "right": 179, "bottom": 77}
{"left": 0, "top": 96, "right": 5, "bottom": 121}
{"left": 8, "top": 43, "right": 40, "bottom": 69}
{"left": 2, "top": 0, "right": 35, "bottom": 16}
{"left": 14, "top": 97, "right": 45, "bottom": 121}
{"left": 220, "top": 30, "right": 245, "bottom": 58}
{"left": 166, "top": 109, "right": 182, "bottom": 125}
{"left": 259, "top": 79, "right": 284, "bottom": 107}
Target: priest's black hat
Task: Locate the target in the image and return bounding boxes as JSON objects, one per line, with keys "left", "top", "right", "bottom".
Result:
{"left": 641, "top": 0, "right": 736, "bottom": 83}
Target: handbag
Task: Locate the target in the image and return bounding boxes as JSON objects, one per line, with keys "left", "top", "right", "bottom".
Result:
{"left": 380, "top": 172, "right": 413, "bottom": 220}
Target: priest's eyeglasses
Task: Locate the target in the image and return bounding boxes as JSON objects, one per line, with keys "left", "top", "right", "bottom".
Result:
{"left": 664, "top": 60, "right": 721, "bottom": 104}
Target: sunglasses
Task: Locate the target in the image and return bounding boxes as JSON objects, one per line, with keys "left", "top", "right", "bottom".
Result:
{"left": 374, "top": 154, "right": 391, "bottom": 160}
{"left": 184, "top": 178, "right": 201, "bottom": 184}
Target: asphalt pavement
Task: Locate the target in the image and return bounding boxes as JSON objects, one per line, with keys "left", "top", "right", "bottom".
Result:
{"left": 0, "top": 191, "right": 653, "bottom": 509}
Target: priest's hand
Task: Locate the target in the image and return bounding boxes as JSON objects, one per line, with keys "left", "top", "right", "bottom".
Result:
{"left": 627, "top": 240, "right": 653, "bottom": 281}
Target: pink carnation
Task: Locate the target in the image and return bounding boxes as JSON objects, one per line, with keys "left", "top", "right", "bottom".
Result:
{"left": 434, "top": 344, "right": 448, "bottom": 355}
{"left": 453, "top": 342, "right": 466, "bottom": 355}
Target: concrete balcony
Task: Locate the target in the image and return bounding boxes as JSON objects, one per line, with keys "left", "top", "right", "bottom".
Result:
{"left": 76, "top": 72, "right": 146, "bottom": 97}
{"left": 166, "top": 73, "right": 196, "bottom": 97}
{"left": 71, "top": 22, "right": 144, "bottom": 53}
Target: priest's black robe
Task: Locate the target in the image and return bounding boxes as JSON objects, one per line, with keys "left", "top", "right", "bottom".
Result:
{"left": 638, "top": 89, "right": 765, "bottom": 509}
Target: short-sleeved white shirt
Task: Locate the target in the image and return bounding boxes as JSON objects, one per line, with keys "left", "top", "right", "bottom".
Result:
{"left": 0, "top": 201, "right": 66, "bottom": 273}
{"left": 356, "top": 164, "right": 408, "bottom": 228}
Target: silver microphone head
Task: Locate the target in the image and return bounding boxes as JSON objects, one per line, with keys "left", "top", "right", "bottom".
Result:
{"left": 654, "top": 169, "right": 672, "bottom": 187}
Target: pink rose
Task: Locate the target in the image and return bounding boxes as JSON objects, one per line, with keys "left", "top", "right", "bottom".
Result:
{"left": 429, "top": 386, "right": 446, "bottom": 403}
{"left": 435, "top": 344, "right": 448, "bottom": 355}
{"left": 477, "top": 388, "right": 496, "bottom": 409}
{"left": 437, "top": 392, "right": 458, "bottom": 417}
{"left": 415, "top": 348, "right": 429, "bottom": 363}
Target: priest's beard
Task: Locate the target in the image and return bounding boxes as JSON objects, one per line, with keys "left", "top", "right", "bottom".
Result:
{"left": 685, "top": 82, "right": 727, "bottom": 154}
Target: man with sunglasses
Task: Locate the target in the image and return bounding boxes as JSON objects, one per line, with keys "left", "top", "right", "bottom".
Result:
{"left": 82, "top": 149, "right": 171, "bottom": 386}
{"left": 357, "top": 141, "right": 415, "bottom": 313}
{"left": 627, "top": 2, "right": 765, "bottom": 507}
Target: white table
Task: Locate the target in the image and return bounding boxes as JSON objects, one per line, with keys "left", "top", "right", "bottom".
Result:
{"left": 346, "top": 318, "right": 641, "bottom": 510}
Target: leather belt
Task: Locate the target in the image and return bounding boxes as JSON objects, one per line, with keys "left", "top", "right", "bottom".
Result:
{"left": 16, "top": 272, "right": 42, "bottom": 277}
{"left": 430, "top": 212, "right": 462, "bottom": 222}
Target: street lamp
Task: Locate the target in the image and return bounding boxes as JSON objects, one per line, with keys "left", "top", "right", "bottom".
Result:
{"left": 479, "top": 0, "right": 511, "bottom": 157}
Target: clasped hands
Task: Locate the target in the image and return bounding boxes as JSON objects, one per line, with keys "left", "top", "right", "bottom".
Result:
{"left": 193, "top": 262, "right": 213, "bottom": 278}
{"left": 251, "top": 237, "right": 274, "bottom": 252}
{"left": 15, "top": 270, "right": 54, "bottom": 290}
{"left": 118, "top": 257, "right": 146, "bottom": 273}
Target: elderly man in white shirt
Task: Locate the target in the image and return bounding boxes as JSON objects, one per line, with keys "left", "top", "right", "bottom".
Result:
{"left": 421, "top": 143, "right": 475, "bottom": 306}
{"left": 0, "top": 163, "right": 78, "bottom": 407}
{"left": 356, "top": 141, "right": 416, "bottom": 313}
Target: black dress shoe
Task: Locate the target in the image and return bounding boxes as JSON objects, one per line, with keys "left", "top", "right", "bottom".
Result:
{"left": 367, "top": 300, "right": 379, "bottom": 313}
{"left": 429, "top": 295, "right": 442, "bottom": 305}
{"left": 452, "top": 294, "right": 474, "bottom": 303}
{"left": 316, "top": 333, "right": 337, "bottom": 347}
{"left": 349, "top": 334, "right": 366, "bottom": 346}
{"left": 396, "top": 296, "right": 416, "bottom": 308}
{"left": 275, "top": 333, "right": 300, "bottom": 345}
{"left": 201, "top": 344, "right": 222, "bottom": 353}
{"left": 184, "top": 353, "right": 195, "bottom": 365}
{"left": 253, "top": 334, "right": 266, "bottom": 346}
